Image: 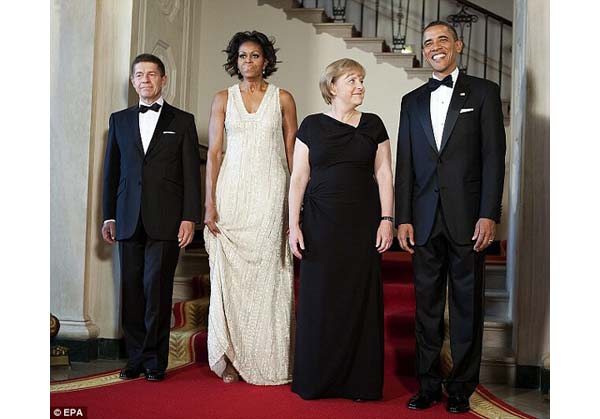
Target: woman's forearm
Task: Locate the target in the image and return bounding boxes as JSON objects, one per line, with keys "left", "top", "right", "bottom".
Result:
{"left": 376, "top": 171, "right": 394, "bottom": 218}
{"left": 289, "top": 176, "right": 308, "bottom": 227}
{"left": 205, "top": 151, "right": 222, "bottom": 208}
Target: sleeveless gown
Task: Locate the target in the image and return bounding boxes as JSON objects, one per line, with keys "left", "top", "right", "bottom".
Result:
{"left": 204, "top": 84, "right": 294, "bottom": 385}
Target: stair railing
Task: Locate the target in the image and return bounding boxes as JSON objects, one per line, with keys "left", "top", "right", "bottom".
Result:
{"left": 297, "top": 0, "right": 512, "bottom": 91}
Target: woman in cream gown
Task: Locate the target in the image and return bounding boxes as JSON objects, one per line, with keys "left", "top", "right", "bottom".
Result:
{"left": 203, "top": 31, "right": 297, "bottom": 385}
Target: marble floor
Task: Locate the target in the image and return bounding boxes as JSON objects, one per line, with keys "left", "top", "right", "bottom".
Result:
{"left": 51, "top": 361, "right": 550, "bottom": 418}
{"left": 483, "top": 383, "right": 549, "bottom": 419}
{"left": 51, "top": 359, "right": 127, "bottom": 382}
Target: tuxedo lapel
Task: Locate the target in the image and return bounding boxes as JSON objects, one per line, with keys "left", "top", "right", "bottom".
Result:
{"left": 440, "top": 75, "right": 470, "bottom": 153}
{"left": 416, "top": 89, "right": 438, "bottom": 153}
{"left": 146, "top": 102, "right": 175, "bottom": 157}
{"left": 127, "top": 107, "right": 145, "bottom": 156}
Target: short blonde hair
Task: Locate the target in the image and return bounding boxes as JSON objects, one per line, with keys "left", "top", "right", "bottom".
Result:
{"left": 319, "top": 58, "right": 366, "bottom": 105}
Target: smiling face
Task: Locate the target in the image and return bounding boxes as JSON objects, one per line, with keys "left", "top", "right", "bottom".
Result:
{"left": 237, "top": 41, "right": 267, "bottom": 80}
{"left": 131, "top": 61, "right": 167, "bottom": 104}
{"left": 330, "top": 71, "right": 365, "bottom": 108}
{"left": 423, "top": 24, "right": 463, "bottom": 78}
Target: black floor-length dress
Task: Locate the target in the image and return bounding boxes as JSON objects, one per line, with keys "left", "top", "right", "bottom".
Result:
{"left": 291, "top": 112, "right": 389, "bottom": 400}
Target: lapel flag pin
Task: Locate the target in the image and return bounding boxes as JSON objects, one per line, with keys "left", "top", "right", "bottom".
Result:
{"left": 460, "top": 92, "right": 466, "bottom": 96}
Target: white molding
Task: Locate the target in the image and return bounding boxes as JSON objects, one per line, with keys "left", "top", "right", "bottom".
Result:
{"left": 138, "top": 0, "right": 148, "bottom": 53}
{"left": 152, "top": 39, "right": 177, "bottom": 103}
{"left": 56, "top": 319, "right": 99, "bottom": 340}
{"left": 179, "top": 0, "right": 191, "bottom": 108}
{"left": 158, "top": 0, "right": 182, "bottom": 23}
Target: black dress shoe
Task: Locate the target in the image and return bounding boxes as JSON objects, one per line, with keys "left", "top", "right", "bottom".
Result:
{"left": 446, "top": 395, "right": 470, "bottom": 413}
{"left": 407, "top": 392, "right": 442, "bottom": 410}
{"left": 144, "top": 369, "right": 165, "bottom": 381}
{"left": 119, "top": 366, "right": 143, "bottom": 380}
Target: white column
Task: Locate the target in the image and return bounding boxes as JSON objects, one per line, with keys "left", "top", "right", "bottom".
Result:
{"left": 51, "top": 0, "right": 99, "bottom": 340}
{"left": 86, "top": 0, "right": 134, "bottom": 339}
{"left": 51, "top": 0, "right": 133, "bottom": 341}
{"left": 507, "top": 0, "right": 550, "bottom": 375}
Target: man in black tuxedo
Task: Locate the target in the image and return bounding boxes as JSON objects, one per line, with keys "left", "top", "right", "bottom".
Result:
{"left": 395, "top": 22, "right": 505, "bottom": 413}
{"left": 101, "top": 54, "right": 202, "bottom": 381}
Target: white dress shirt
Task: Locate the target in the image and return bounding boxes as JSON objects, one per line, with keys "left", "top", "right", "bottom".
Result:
{"left": 139, "top": 96, "right": 164, "bottom": 153}
{"left": 430, "top": 67, "right": 459, "bottom": 151}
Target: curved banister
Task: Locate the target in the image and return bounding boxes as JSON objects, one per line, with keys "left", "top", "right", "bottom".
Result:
{"left": 456, "top": 0, "right": 512, "bottom": 27}
{"left": 297, "top": 0, "right": 512, "bottom": 93}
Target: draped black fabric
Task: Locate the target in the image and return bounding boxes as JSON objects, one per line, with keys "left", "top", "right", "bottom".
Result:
{"left": 292, "top": 113, "right": 388, "bottom": 400}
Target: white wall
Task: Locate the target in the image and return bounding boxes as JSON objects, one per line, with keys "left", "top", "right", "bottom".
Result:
{"left": 472, "top": 0, "right": 513, "bottom": 20}
{"left": 510, "top": 0, "right": 549, "bottom": 367}
{"left": 51, "top": 0, "right": 99, "bottom": 340}
{"left": 194, "top": 0, "right": 423, "bottom": 153}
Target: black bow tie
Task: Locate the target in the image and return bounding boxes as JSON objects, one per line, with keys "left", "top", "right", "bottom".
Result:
{"left": 139, "top": 102, "right": 161, "bottom": 113}
{"left": 428, "top": 75, "right": 453, "bottom": 91}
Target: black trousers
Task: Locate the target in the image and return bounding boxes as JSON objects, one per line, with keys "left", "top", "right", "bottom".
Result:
{"left": 412, "top": 206, "right": 485, "bottom": 397}
{"left": 118, "top": 216, "right": 180, "bottom": 372}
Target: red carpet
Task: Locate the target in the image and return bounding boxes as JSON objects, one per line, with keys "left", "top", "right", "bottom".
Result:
{"left": 51, "top": 252, "right": 536, "bottom": 418}
{"left": 51, "top": 363, "right": 468, "bottom": 418}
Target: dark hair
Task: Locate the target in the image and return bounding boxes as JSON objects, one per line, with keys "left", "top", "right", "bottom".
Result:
{"left": 223, "top": 31, "right": 279, "bottom": 80}
{"left": 423, "top": 21, "right": 460, "bottom": 43}
{"left": 131, "top": 53, "right": 166, "bottom": 77}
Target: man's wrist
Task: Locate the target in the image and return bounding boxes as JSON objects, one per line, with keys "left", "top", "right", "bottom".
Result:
{"left": 103, "top": 219, "right": 116, "bottom": 225}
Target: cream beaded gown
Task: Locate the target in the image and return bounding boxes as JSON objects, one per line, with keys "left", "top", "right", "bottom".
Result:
{"left": 204, "top": 84, "right": 294, "bottom": 385}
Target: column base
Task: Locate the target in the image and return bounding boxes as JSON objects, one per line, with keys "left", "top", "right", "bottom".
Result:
{"left": 56, "top": 319, "right": 99, "bottom": 340}
{"left": 53, "top": 319, "right": 100, "bottom": 362}
{"left": 52, "top": 338, "right": 98, "bottom": 362}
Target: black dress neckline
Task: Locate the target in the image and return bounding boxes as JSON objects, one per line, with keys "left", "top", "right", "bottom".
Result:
{"left": 320, "top": 112, "right": 364, "bottom": 129}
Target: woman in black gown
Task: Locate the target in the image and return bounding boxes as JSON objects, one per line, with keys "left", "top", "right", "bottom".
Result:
{"left": 288, "top": 58, "right": 394, "bottom": 400}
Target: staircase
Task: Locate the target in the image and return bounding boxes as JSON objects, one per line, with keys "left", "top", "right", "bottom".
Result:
{"left": 380, "top": 251, "right": 514, "bottom": 385}
{"left": 260, "top": 0, "right": 511, "bottom": 117}
{"left": 276, "top": 1, "right": 421, "bottom": 71}
{"left": 381, "top": 252, "right": 417, "bottom": 377}
{"left": 167, "top": 232, "right": 211, "bottom": 365}
{"left": 167, "top": 147, "right": 211, "bottom": 365}
{"left": 481, "top": 252, "right": 514, "bottom": 384}
{"left": 171, "top": 249, "right": 514, "bottom": 384}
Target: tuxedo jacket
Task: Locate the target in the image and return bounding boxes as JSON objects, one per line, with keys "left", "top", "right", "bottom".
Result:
{"left": 395, "top": 74, "right": 506, "bottom": 246}
{"left": 102, "top": 102, "right": 202, "bottom": 241}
